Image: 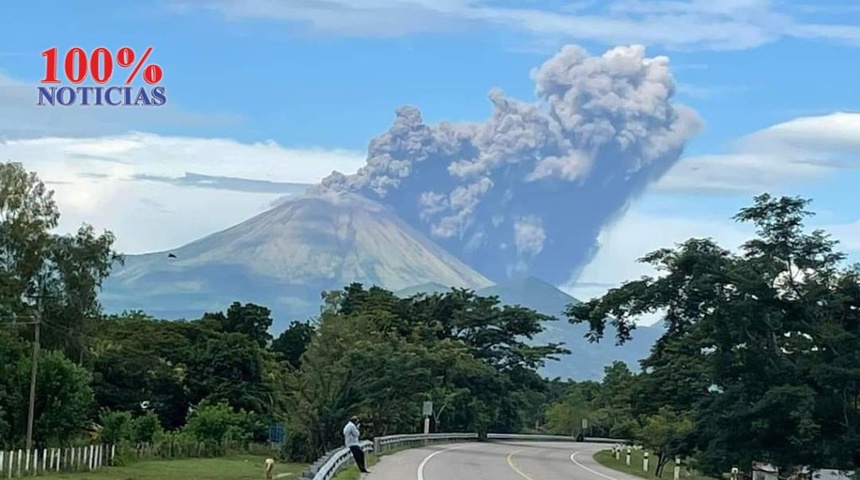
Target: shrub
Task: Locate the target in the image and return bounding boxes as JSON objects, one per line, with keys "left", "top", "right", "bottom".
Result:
{"left": 99, "top": 410, "right": 133, "bottom": 444}
{"left": 130, "top": 412, "right": 163, "bottom": 444}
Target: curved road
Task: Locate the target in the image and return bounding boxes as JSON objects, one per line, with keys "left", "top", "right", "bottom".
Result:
{"left": 364, "top": 441, "right": 641, "bottom": 480}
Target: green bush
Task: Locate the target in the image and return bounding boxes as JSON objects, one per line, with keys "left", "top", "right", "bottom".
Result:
{"left": 183, "top": 401, "right": 238, "bottom": 443}
{"left": 130, "top": 411, "right": 163, "bottom": 444}
{"left": 99, "top": 410, "right": 133, "bottom": 444}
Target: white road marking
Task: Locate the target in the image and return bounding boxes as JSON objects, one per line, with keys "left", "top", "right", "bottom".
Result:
{"left": 570, "top": 451, "right": 619, "bottom": 480}
{"left": 416, "top": 443, "right": 479, "bottom": 480}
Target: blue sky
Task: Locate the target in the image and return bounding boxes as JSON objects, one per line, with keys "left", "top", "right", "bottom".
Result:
{"left": 1, "top": 0, "right": 859, "bottom": 304}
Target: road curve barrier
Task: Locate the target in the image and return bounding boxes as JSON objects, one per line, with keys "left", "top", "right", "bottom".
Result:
{"left": 302, "top": 432, "right": 628, "bottom": 479}
{"left": 303, "top": 432, "right": 478, "bottom": 480}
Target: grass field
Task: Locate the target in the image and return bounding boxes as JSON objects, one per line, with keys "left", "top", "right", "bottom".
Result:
{"left": 41, "top": 455, "right": 305, "bottom": 480}
{"left": 593, "top": 449, "right": 714, "bottom": 480}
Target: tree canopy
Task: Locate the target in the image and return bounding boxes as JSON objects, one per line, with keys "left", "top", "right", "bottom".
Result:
{"left": 567, "top": 194, "right": 860, "bottom": 474}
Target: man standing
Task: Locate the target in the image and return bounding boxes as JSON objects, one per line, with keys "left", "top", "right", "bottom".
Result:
{"left": 344, "top": 415, "right": 370, "bottom": 474}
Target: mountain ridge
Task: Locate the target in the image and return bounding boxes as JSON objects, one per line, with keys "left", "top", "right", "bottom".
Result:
{"left": 101, "top": 192, "right": 492, "bottom": 322}
{"left": 99, "top": 193, "right": 662, "bottom": 381}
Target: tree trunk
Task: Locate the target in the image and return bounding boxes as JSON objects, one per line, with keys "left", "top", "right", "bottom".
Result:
{"left": 656, "top": 454, "right": 670, "bottom": 477}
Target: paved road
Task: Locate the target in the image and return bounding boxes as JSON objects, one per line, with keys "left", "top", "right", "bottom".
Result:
{"left": 361, "top": 441, "right": 642, "bottom": 480}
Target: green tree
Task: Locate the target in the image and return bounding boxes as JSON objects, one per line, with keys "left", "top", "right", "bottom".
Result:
{"left": 89, "top": 313, "right": 191, "bottom": 430}
{"left": 0, "top": 331, "right": 28, "bottom": 448}
{"left": 282, "top": 284, "right": 566, "bottom": 460}
{"left": 184, "top": 331, "right": 275, "bottom": 415}
{"left": 40, "top": 225, "right": 122, "bottom": 362}
{"left": 637, "top": 407, "right": 693, "bottom": 476}
{"left": 0, "top": 162, "right": 121, "bottom": 363}
{"left": 2, "top": 349, "right": 95, "bottom": 447}
{"left": 202, "top": 302, "right": 273, "bottom": 348}
{"left": 271, "top": 320, "right": 315, "bottom": 369}
{"left": 0, "top": 162, "right": 58, "bottom": 313}
{"left": 567, "top": 194, "right": 860, "bottom": 474}
{"left": 544, "top": 387, "right": 591, "bottom": 436}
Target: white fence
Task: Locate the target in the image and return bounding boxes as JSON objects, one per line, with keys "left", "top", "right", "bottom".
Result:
{"left": 0, "top": 444, "right": 115, "bottom": 477}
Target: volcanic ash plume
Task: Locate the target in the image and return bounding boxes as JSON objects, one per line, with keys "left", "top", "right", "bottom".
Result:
{"left": 318, "top": 45, "right": 702, "bottom": 285}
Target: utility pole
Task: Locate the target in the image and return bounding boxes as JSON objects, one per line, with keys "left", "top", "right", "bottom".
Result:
{"left": 25, "top": 294, "right": 41, "bottom": 452}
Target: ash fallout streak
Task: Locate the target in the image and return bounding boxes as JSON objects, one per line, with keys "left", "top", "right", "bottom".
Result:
{"left": 318, "top": 45, "right": 702, "bottom": 285}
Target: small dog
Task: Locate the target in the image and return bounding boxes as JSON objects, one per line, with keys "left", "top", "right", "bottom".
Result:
{"left": 265, "top": 458, "right": 275, "bottom": 480}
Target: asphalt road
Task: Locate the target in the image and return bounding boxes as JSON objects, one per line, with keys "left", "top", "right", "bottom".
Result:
{"left": 362, "top": 441, "right": 642, "bottom": 480}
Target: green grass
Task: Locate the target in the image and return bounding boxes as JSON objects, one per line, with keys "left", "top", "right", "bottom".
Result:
{"left": 330, "top": 454, "right": 379, "bottom": 480}
{"left": 39, "top": 455, "right": 305, "bottom": 480}
{"left": 594, "top": 449, "right": 714, "bottom": 480}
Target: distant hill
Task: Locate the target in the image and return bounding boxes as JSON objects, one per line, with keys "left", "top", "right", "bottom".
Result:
{"left": 100, "top": 192, "right": 493, "bottom": 327}
{"left": 476, "top": 277, "right": 574, "bottom": 318}
{"left": 394, "top": 282, "right": 451, "bottom": 297}
{"left": 396, "top": 277, "right": 663, "bottom": 381}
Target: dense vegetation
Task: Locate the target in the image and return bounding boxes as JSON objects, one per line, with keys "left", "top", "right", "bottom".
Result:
{"left": 1, "top": 162, "right": 859, "bottom": 477}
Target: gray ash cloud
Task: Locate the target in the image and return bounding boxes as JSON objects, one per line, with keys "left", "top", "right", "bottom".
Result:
{"left": 316, "top": 45, "right": 702, "bottom": 285}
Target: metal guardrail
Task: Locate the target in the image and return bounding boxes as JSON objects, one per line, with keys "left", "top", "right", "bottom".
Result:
{"left": 374, "top": 432, "right": 479, "bottom": 453}
{"left": 487, "top": 433, "right": 625, "bottom": 444}
{"left": 487, "top": 433, "right": 573, "bottom": 441}
{"left": 305, "top": 432, "right": 479, "bottom": 480}
{"left": 303, "top": 432, "right": 628, "bottom": 479}
{"left": 302, "top": 441, "right": 372, "bottom": 480}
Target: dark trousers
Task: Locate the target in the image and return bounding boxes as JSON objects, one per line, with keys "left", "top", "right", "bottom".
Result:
{"left": 349, "top": 445, "right": 367, "bottom": 471}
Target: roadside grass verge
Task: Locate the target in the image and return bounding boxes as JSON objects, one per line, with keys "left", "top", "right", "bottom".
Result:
{"left": 593, "top": 449, "right": 714, "bottom": 480}
{"left": 42, "top": 454, "right": 305, "bottom": 480}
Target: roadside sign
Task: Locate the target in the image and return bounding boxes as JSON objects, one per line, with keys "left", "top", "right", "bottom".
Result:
{"left": 422, "top": 401, "right": 433, "bottom": 416}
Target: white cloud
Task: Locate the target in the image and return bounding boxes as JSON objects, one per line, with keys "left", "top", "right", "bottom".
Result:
{"left": 656, "top": 112, "right": 860, "bottom": 193}
{"left": 174, "top": 0, "right": 860, "bottom": 50}
{"left": 0, "top": 133, "right": 366, "bottom": 254}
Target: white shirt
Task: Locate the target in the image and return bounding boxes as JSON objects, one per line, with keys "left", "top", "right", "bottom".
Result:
{"left": 343, "top": 421, "right": 360, "bottom": 447}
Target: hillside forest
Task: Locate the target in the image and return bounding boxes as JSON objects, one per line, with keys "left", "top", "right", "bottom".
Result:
{"left": 1, "top": 162, "right": 859, "bottom": 476}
